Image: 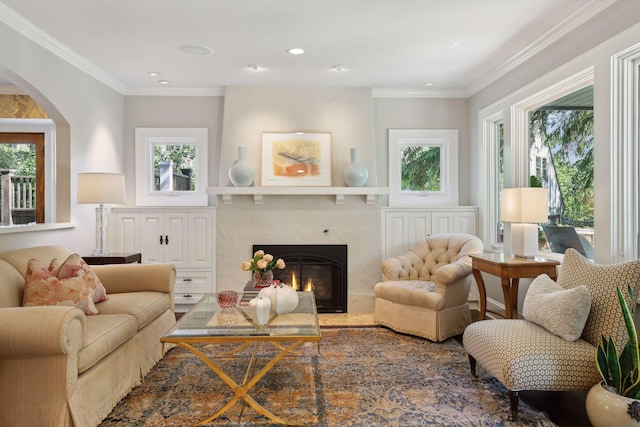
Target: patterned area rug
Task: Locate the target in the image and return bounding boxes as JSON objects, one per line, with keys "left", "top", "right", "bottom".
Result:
{"left": 100, "top": 328, "right": 556, "bottom": 426}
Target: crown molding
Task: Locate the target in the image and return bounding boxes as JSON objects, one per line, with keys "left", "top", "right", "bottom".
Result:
{"left": 0, "top": 2, "right": 127, "bottom": 94}
{"left": 125, "top": 86, "right": 226, "bottom": 97}
{"left": 467, "top": 0, "right": 619, "bottom": 96}
{"left": 0, "top": 84, "right": 24, "bottom": 94}
{"left": 371, "top": 88, "right": 469, "bottom": 99}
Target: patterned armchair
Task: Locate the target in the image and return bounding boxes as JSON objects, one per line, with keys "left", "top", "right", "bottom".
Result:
{"left": 374, "top": 233, "right": 484, "bottom": 342}
{"left": 463, "top": 249, "right": 640, "bottom": 420}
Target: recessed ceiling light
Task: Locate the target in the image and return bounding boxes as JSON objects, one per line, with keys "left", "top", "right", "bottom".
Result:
{"left": 148, "top": 71, "right": 161, "bottom": 77}
{"left": 423, "top": 82, "right": 435, "bottom": 87}
{"left": 179, "top": 44, "right": 213, "bottom": 56}
{"left": 248, "top": 64, "right": 260, "bottom": 71}
{"left": 158, "top": 80, "right": 171, "bottom": 85}
{"left": 331, "top": 65, "right": 345, "bottom": 72}
{"left": 287, "top": 48, "right": 305, "bottom": 55}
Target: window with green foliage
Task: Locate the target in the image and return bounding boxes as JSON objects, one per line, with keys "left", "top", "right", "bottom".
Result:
{"left": 388, "top": 129, "right": 458, "bottom": 206}
{"left": 0, "top": 133, "right": 44, "bottom": 224}
{"left": 529, "top": 102, "right": 594, "bottom": 257}
{"left": 152, "top": 143, "right": 197, "bottom": 191}
{"left": 401, "top": 144, "right": 441, "bottom": 192}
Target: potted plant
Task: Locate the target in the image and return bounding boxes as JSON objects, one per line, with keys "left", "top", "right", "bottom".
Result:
{"left": 586, "top": 285, "right": 640, "bottom": 427}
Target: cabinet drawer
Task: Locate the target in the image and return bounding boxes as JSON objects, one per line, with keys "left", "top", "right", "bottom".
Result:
{"left": 174, "top": 271, "right": 213, "bottom": 294}
{"left": 174, "top": 293, "right": 207, "bottom": 308}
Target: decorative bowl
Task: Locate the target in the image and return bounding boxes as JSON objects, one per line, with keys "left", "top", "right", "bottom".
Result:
{"left": 217, "top": 290, "right": 239, "bottom": 309}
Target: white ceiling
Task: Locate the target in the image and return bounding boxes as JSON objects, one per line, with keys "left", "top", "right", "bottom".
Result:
{"left": 0, "top": 0, "right": 617, "bottom": 96}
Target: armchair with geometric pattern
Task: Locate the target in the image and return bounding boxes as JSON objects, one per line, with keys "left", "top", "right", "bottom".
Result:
{"left": 463, "top": 249, "right": 640, "bottom": 420}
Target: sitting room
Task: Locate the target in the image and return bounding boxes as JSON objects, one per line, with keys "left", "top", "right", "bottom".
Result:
{"left": 2, "top": 0, "right": 640, "bottom": 426}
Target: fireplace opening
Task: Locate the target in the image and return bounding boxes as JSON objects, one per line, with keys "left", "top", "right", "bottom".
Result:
{"left": 252, "top": 244, "right": 347, "bottom": 313}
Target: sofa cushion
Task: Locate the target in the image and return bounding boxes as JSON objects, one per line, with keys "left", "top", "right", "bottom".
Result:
{"left": 78, "top": 314, "right": 137, "bottom": 373}
{"left": 23, "top": 259, "right": 98, "bottom": 315}
{"left": 374, "top": 280, "right": 442, "bottom": 310}
{"left": 522, "top": 274, "right": 591, "bottom": 341}
{"left": 96, "top": 292, "right": 171, "bottom": 331}
{"left": 53, "top": 254, "right": 108, "bottom": 304}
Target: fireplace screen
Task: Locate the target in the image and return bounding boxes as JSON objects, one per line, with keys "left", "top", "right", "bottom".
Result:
{"left": 252, "top": 244, "right": 347, "bottom": 313}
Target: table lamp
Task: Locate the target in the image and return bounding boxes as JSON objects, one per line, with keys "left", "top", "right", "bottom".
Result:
{"left": 77, "top": 173, "right": 126, "bottom": 256}
{"left": 501, "top": 187, "right": 548, "bottom": 258}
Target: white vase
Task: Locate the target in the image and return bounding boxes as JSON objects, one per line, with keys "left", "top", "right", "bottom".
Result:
{"left": 343, "top": 147, "right": 368, "bottom": 187}
{"left": 228, "top": 146, "right": 254, "bottom": 187}
{"left": 586, "top": 381, "right": 640, "bottom": 427}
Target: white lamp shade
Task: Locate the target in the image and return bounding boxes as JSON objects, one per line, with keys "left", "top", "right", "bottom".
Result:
{"left": 77, "top": 173, "right": 126, "bottom": 204}
{"left": 501, "top": 187, "right": 548, "bottom": 223}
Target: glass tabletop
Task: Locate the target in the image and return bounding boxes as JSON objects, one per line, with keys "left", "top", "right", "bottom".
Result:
{"left": 162, "top": 292, "right": 320, "bottom": 340}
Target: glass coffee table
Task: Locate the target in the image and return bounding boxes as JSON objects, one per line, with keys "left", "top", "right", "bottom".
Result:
{"left": 161, "top": 292, "right": 321, "bottom": 426}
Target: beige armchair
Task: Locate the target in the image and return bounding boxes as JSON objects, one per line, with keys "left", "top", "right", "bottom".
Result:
{"left": 463, "top": 249, "right": 640, "bottom": 420}
{"left": 374, "top": 233, "right": 484, "bottom": 342}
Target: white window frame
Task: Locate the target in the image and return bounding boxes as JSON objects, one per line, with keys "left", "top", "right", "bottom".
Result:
{"left": 388, "top": 129, "right": 458, "bottom": 207}
{"left": 479, "top": 67, "right": 593, "bottom": 256}
{"left": 611, "top": 42, "right": 640, "bottom": 262}
{"left": 135, "top": 127, "right": 208, "bottom": 206}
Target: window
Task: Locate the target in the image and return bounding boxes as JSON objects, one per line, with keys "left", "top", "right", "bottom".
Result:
{"left": 529, "top": 89, "right": 594, "bottom": 259}
{"left": 135, "top": 128, "right": 208, "bottom": 206}
{"left": 480, "top": 68, "right": 593, "bottom": 255}
{"left": 0, "top": 132, "right": 44, "bottom": 225}
{"left": 388, "top": 129, "right": 458, "bottom": 206}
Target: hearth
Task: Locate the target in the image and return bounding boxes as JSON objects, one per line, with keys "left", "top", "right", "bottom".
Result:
{"left": 252, "top": 244, "right": 347, "bottom": 313}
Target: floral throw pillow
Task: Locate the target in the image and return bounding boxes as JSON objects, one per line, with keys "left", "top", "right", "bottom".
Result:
{"left": 56, "top": 254, "right": 108, "bottom": 303}
{"left": 23, "top": 258, "right": 98, "bottom": 315}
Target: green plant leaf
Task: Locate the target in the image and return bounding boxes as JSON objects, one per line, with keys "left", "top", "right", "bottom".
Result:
{"left": 618, "top": 285, "right": 640, "bottom": 397}
{"left": 596, "top": 336, "right": 611, "bottom": 384}
{"left": 607, "top": 336, "right": 622, "bottom": 393}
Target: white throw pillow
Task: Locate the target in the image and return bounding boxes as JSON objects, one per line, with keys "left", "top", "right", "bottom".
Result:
{"left": 522, "top": 274, "right": 591, "bottom": 341}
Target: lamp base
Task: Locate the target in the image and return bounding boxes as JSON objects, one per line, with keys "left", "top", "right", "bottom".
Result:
{"left": 93, "top": 205, "right": 110, "bottom": 257}
{"left": 511, "top": 223, "right": 539, "bottom": 259}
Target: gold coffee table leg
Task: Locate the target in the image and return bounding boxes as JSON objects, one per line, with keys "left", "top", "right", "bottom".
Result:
{"left": 178, "top": 340, "right": 306, "bottom": 426}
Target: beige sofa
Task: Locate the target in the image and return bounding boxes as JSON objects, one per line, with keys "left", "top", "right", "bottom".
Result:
{"left": 0, "top": 246, "right": 177, "bottom": 427}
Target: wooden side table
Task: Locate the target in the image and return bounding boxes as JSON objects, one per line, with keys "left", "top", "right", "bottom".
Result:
{"left": 83, "top": 253, "right": 142, "bottom": 265}
{"left": 470, "top": 253, "right": 560, "bottom": 320}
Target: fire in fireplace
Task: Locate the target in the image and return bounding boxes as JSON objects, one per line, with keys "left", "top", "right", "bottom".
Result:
{"left": 252, "top": 244, "right": 347, "bottom": 313}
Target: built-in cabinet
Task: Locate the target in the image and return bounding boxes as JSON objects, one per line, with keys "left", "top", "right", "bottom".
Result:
{"left": 382, "top": 207, "right": 479, "bottom": 259}
{"left": 111, "top": 207, "right": 216, "bottom": 312}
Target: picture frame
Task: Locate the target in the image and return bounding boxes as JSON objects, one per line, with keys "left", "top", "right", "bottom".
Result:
{"left": 261, "top": 132, "right": 332, "bottom": 186}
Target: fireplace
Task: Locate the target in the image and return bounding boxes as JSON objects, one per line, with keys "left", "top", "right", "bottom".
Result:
{"left": 252, "top": 244, "right": 347, "bottom": 313}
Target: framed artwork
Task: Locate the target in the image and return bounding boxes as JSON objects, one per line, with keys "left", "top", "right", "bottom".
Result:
{"left": 261, "top": 132, "right": 332, "bottom": 186}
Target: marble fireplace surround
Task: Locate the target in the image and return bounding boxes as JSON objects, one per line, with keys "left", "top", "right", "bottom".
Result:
{"left": 215, "top": 87, "right": 383, "bottom": 313}
{"left": 216, "top": 198, "right": 381, "bottom": 313}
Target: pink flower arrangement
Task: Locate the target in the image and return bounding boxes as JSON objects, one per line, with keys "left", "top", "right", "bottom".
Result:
{"left": 242, "top": 250, "right": 285, "bottom": 274}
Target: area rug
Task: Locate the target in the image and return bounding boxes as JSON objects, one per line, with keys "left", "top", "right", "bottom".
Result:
{"left": 100, "top": 328, "right": 556, "bottom": 426}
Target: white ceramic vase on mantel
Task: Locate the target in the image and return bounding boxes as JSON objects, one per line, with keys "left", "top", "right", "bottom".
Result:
{"left": 343, "top": 147, "right": 368, "bottom": 187}
{"left": 228, "top": 146, "right": 255, "bottom": 187}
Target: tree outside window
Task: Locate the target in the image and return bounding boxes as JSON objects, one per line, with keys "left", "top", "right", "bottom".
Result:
{"left": 529, "top": 107, "right": 594, "bottom": 257}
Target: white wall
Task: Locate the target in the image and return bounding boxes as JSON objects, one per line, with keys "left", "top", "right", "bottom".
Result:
{"left": 0, "top": 19, "right": 124, "bottom": 254}
{"left": 123, "top": 96, "right": 224, "bottom": 206}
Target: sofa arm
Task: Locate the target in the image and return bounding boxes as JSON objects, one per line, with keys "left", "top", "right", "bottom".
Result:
{"left": 0, "top": 306, "right": 86, "bottom": 357}
{"left": 433, "top": 259, "right": 473, "bottom": 285}
{"left": 91, "top": 263, "right": 176, "bottom": 294}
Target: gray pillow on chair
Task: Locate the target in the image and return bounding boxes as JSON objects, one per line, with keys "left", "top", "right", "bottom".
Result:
{"left": 522, "top": 274, "right": 591, "bottom": 341}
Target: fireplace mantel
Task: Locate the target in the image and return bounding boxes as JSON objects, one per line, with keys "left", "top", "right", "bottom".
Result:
{"left": 207, "top": 186, "right": 388, "bottom": 205}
